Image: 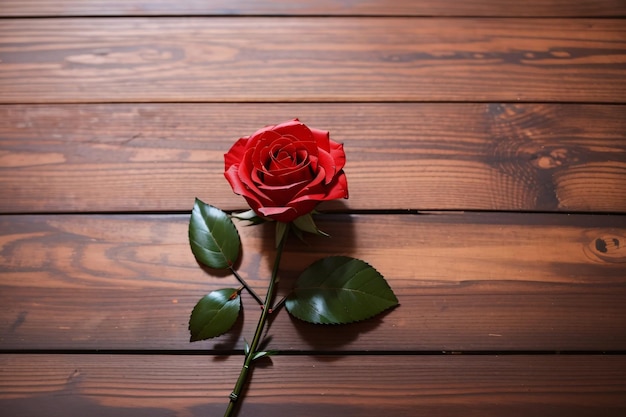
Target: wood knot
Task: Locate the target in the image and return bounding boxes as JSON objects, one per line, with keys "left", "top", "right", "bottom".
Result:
{"left": 585, "top": 233, "right": 626, "bottom": 263}
{"left": 529, "top": 147, "right": 573, "bottom": 169}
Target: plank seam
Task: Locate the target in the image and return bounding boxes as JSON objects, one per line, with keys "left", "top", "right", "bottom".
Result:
{"left": 1, "top": 209, "right": 625, "bottom": 217}
{"left": 1, "top": 15, "right": 625, "bottom": 19}
{"left": 1, "top": 349, "right": 625, "bottom": 355}
{"left": 2, "top": 100, "right": 626, "bottom": 106}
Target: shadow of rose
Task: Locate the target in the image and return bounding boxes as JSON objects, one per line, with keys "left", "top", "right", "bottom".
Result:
{"left": 259, "top": 204, "right": 358, "bottom": 306}
{"left": 249, "top": 203, "right": 396, "bottom": 353}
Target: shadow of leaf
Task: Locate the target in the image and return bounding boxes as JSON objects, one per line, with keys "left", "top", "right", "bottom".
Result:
{"left": 287, "top": 307, "right": 398, "bottom": 357}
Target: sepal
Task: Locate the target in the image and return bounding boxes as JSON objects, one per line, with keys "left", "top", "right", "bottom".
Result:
{"left": 231, "top": 209, "right": 267, "bottom": 225}
{"left": 292, "top": 213, "right": 329, "bottom": 237}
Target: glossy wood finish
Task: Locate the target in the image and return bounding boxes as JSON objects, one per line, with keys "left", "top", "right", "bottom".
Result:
{"left": 2, "top": 354, "right": 625, "bottom": 416}
{"left": 1, "top": 18, "right": 625, "bottom": 104}
{"left": 2, "top": 0, "right": 625, "bottom": 17}
{"left": 1, "top": 103, "right": 625, "bottom": 213}
{"left": 1, "top": 1, "right": 625, "bottom": 416}
{"left": 2, "top": 213, "right": 625, "bottom": 351}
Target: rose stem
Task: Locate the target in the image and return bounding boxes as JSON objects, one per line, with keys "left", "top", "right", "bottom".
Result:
{"left": 230, "top": 267, "right": 263, "bottom": 306}
{"left": 223, "top": 223, "right": 290, "bottom": 417}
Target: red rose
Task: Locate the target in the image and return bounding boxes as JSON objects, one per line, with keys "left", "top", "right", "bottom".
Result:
{"left": 224, "top": 119, "right": 348, "bottom": 223}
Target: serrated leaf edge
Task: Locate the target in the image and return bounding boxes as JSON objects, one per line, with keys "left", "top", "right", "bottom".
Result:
{"left": 285, "top": 256, "right": 398, "bottom": 325}
{"left": 189, "top": 198, "right": 241, "bottom": 269}
{"left": 188, "top": 288, "right": 241, "bottom": 342}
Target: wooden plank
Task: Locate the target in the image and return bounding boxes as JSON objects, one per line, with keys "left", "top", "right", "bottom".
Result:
{"left": 1, "top": 354, "right": 625, "bottom": 416}
{"left": 1, "top": 103, "right": 625, "bottom": 213}
{"left": 2, "top": 0, "right": 625, "bottom": 17}
{"left": 2, "top": 213, "right": 625, "bottom": 351}
{"left": 1, "top": 18, "right": 625, "bottom": 104}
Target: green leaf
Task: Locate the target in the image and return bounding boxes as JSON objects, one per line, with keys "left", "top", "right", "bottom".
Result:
{"left": 189, "top": 288, "right": 241, "bottom": 342}
{"left": 189, "top": 198, "right": 240, "bottom": 269}
{"left": 285, "top": 256, "right": 398, "bottom": 324}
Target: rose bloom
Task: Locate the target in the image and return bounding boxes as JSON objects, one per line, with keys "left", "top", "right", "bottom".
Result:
{"left": 224, "top": 119, "right": 348, "bottom": 222}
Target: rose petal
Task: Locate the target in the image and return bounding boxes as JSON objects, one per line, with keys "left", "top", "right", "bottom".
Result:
{"left": 266, "top": 152, "right": 309, "bottom": 174}
{"left": 325, "top": 171, "right": 349, "bottom": 200}
{"left": 291, "top": 170, "right": 348, "bottom": 204}
{"left": 290, "top": 199, "right": 318, "bottom": 219}
{"left": 258, "top": 179, "right": 309, "bottom": 204}
{"left": 225, "top": 165, "right": 273, "bottom": 211}
{"left": 273, "top": 120, "right": 314, "bottom": 143}
{"left": 258, "top": 205, "right": 296, "bottom": 219}
{"left": 288, "top": 171, "right": 327, "bottom": 203}
{"left": 248, "top": 122, "right": 283, "bottom": 140}
{"left": 239, "top": 150, "right": 273, "bottom": 202}
{"left": 224, "top": 137, "right": 249, "bottom": 171}
{"left": 329, "top": 141, "right": 346, "bottom": 171}
{"left": 223, "top": 120, "right": 349, "bottom": 223}
{"left": 316, "top": 148, "right": 337, "bottom": 184}
{"left": 310, "top": 128, "right": 331, "bottom": 152}
{"left": 270, "top": 148, "right": 296, "bottom": 170}
{"left": 263, "top": 163, "right": 313, "bottom": 187}
{"left": 254, "top": 137, "right": 300, "bottom": 175}
{"left": 252, "top": 132, "right": 283, "bottom": 168}
{"left": 224, "top": 165, "right": 247, "bottom": 195}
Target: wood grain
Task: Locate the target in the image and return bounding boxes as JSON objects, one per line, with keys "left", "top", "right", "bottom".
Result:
{"left": 1, "top": 3, "right": 624, "bottom": 417}
{"left": 1, "top": 18, "right": 625, "bottom": 103}
{"left": 1, "top": 354, "right": 625, "bottom": 416}
{"left": 2, "top": 213, "right": 625, "bottom": 351}
{"left": 1, "top": 103, "right": 625, "bottom": 213}
{"left": 2, "top": 0, "right": 625, "bottom": 17}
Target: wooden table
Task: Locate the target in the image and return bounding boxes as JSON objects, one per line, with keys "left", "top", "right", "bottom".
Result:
{"left": 1, "top": 1, "right": 626, "bottom": 416}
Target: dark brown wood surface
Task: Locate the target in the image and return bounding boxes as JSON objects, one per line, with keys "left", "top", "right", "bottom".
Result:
{"left": 1, "top": 18, "right": 625, "bottom": 104}
{"left": 1, "top": 1, "right": 625, "bottom": 416}
{"left": 1, "top": 354, "right": 625, "bottom": 416}
{"left": 1, "top": 103, "right": 625, "bottom": 213}
{"left": 2, "top": 213, "right": 625, "bottom": 351}
{"left": 2, "top": 0, "right": 625, "bottom": 17}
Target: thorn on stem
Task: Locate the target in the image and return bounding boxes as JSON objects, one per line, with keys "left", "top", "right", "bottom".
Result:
{"left": 230, "top": 288, "right": 243, "bottom": 300}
